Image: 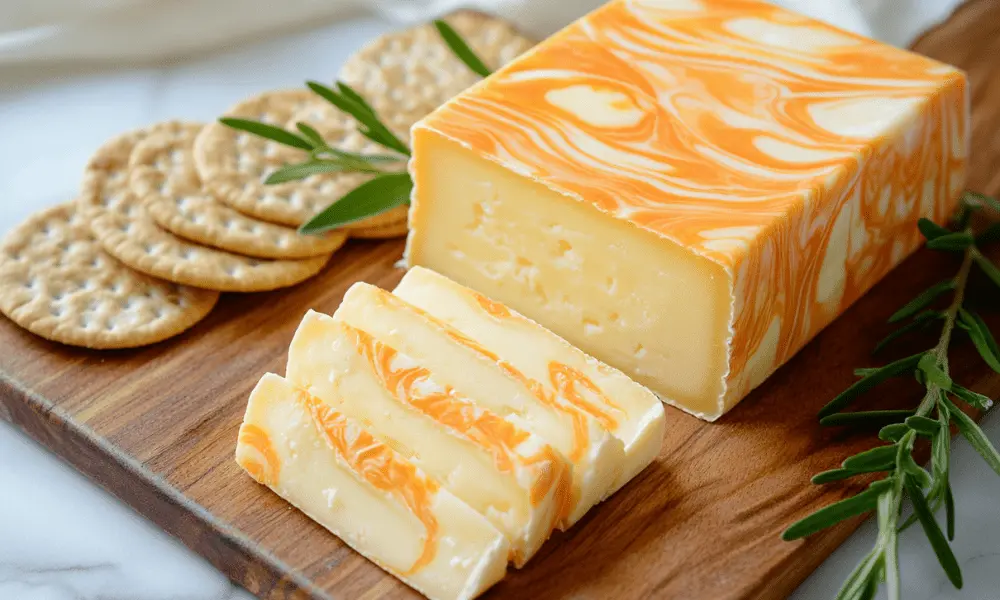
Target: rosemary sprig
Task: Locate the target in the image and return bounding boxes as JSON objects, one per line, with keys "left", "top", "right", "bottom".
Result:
{"left": 219, "top": 20, "right": 496, "bottom": 235}
{"left": 784, "top": 192, "right": 1000, "bottom": 600}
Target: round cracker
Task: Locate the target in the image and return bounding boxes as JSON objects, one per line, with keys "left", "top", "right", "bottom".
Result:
{"left": 338, "top": 11, "right": 535, "bottom": 137}
{"left": 193, "top": 90, "right": 369, "bottom": 227}
{"left": 0, "top": 203, "right": 219, "bottom": 349}
{"left": 81, "top": 125, "right": 331, "bottom": 293}
{"left": 348, "top": 219, "right": 410, "bottom": 240}
{"left": 284, "top": 104, "right": 409, "bottom": 231}
{"left": 130, "top": 128, "right": 348, "bottom": 259}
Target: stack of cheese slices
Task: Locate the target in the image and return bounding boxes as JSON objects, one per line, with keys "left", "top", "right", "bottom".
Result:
{"left": 236, "top": 266, "right": 666, "bottom": 600}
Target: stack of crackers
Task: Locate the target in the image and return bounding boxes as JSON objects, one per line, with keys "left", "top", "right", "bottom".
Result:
{"left": 0, "top": 12, "right": 533, "bottom": 350}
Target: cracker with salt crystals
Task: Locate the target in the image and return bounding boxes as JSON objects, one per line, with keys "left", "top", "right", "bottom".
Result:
{"left": 284, "top": 104, "right": 410, "bottom": 231}
{"left": 194, "top": 90, "right": 377, "bottom": 228}
{"left": 0, "top": 203, "right": 219, "bottom": 349}
{"left": 130, "top": 127, "right": 348, "bottom": 259}
{"left": 338, "top": 11, "right": 534, "bottom": 139}
{"left": 81, "top": 124, "right": 331, "bottom": 293}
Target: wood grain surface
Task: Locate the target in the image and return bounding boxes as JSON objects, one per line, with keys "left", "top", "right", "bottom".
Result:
{"left": 2, "top": 3, "right": 1000, "bottom": 599}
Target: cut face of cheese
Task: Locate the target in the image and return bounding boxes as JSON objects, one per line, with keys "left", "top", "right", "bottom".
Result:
{"left": 393, "top": 266, "right": 665, "bottom": 493}
{"left": 405, "top": 0, "right": 969, "bottom": 421}
{"left": 286, "top": 310, "right": 570, "bottom": 566}
{"left": 235, "top": 373, "right": 508, "bottom": 600}
{"left": 332, "top": 282, "right": 626, "bottom": 527}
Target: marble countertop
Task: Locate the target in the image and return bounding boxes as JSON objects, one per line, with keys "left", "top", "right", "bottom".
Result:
{"left": 1, "top": 13, "right": 998, "bottom": 600}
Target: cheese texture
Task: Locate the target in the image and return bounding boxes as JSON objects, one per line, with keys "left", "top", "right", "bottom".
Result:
{"left": 235, "top": 373, "right": 509, "bottom": 600}
{"left": 405, "top": 0, "right": 969, "bottom": 420}
{"left": 332, "top": 282, "right": 626, "bottom": 526}
{"left": 394, "top": 266, "right": 665, "bottom": 493}
{"left": 286, "top": 310, "right": 570, "bottom": 566}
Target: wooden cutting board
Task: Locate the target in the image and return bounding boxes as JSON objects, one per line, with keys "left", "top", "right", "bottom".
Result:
{"left": 2, "top": 2, "right": 999, "bottom": 599}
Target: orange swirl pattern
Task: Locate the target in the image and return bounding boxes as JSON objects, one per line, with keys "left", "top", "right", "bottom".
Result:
{"left": 418, "top": 0, "right": 969, "bottom": 409}
{"left": 344, "top": 324, "right": 573, "bottom": 524}
{"left": 293, "top": 386, "right": 440, "bottom": 575}
{"left": 237, "top": 424, "right": 280, "bottom": 487}
{"left": 375, "top": 289, "right": 620, "bottom": 461}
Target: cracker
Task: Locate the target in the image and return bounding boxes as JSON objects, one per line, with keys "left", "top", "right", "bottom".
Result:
{"left": 81, "top": 125, "right": 331, "bottom": 293}
{"left": 347, "top": 217, "right": 410, "bottom": 240}
{"left": 0, "top": 203, "right": 219, "bottom": 349}
{"left": 193, "top": 90, "right": 372, "bottom": 227}
{"left": 130, "top": 128, "right": 348, "bottom": 259}
{"left": 338, "top": 11, "right": 534, "bottom": 138}
{"left": 284, "top": 104, "right": 410, "bottom": 230}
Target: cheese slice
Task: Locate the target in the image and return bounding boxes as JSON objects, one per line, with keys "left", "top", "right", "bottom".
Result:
{"left": 286, "top": 310, "right": 570, "bottom": 566}
{"left": 235, "top": 373, "right": 508, "bottom": 600}
{"left": 332, "top": 282, "right": 625, "bottom": 527}
{"left": 394, "top": 266, "right": 665, "bottom": 493}
{"left": 405, "top": 0, "right": 969, "bottom": 421}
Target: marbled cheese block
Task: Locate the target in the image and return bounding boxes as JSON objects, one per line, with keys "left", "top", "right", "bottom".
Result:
{"left": 393, "top": 266, "right": 665, "bottom": 494}
{"left": 235, "top": 373, "right": 509, "bottom": 600}
{"left": 333, "top": 282, "right": 626, "bottom": 527}
{"left": 286, "top": 310, "right": 570, "bottom": 566}
{"left": 405, "top": 0, "right": 969, "bottom": 420}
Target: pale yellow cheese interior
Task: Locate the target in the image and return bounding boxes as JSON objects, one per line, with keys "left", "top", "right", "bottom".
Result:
{"left": 236, "top": 373, "right": 509, "bottom": 600}
{"left": 407, "top": 133, "right": 732, "bottom": 417}
{"left": 285, "top": 311, "right": 562, "bottom": 566}
{"left": 333, "top": 282, "right": 626, "bottom": 526}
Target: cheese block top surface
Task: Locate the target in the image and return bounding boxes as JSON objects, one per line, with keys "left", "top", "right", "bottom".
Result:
{"left": 393, "top": 266, "right": 664, "bottom": 492}
{"left": 418, "top": 0, "right": 967, "bottom": 269}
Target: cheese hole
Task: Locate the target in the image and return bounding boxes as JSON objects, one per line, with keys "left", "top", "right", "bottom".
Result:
{"left": 634, "top": 344, "right": 647, "bottom": 359}
{"left": 582, "top": 317, "right": 603, "bottom": 336}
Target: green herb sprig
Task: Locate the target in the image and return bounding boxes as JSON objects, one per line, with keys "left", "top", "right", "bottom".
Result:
{"left": 784, "top": 192, "right": 1000, "bottom": 600}
{"left": 219, "top": 19, "right": 493, "bottom": 235}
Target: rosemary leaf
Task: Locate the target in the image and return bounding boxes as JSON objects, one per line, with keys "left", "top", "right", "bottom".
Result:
{"left": 855, "top": 367, "right": 880, "bottom": 377}
{"left": 819, "top": 354, "right": 925, "bottom": 418}
{"left": 944, "top": 396, "right": 1000, "bottom": 476}
{"left": 265, "top": 161, "right": 348, "bottom": 184}
{"left": 299, "top": 172, "right": 412, "bottom": 235}
{"left": 966, "top": 190, "right": 1000, "bottom": 213}
{"left": 835, "top": 551, "right": 882, "bottom": 600}
{"left": 879, "top": 423, "right": 909, "bottom": 442}
{"left": 945, "top": 483, "right": 956, "bottom": 541}
{"left": 306, "top": 80, "right": 411, "bottom": 156}
{"left": 875, "top": 311, "right": 942, "bottom": 352}
{"left": 926, "top": 231, "right": 975, "bottom": 252}
{"left": 812, "top": 468, "right": 861, "bottom": 484}
{"left": 918, "top": 354, "right": 953, "bottom": 390}
{"left": 842, "top": 445, "right": 899, "bottom": 472}
{"left": 878, "top": 491, "right": 901, "bottom": 600}
{"left": 820, "top": 410, "right": 916, "bottom": 428}
{"left": 434, "top": 19, "right": 492, "bottom": 78}
{"left": 295, "top": 122, "right": 326, "bottom": 147}
{"left": 782, "top": 487, "right": 882, "bottom": 540}
{"left": 958, "top": 309, "right": 1000, "bottom": 373}
{"left": 951, "top": 384, "right": 994, "bottom": 411}
{"left": 219, "top": 118, "right": 314, "bottom": 150}
{"left": 905, "top": 477, "right": 963, "bottom": 588}
{"left": 888, "top": 282, "right": 954, "bottom": 323}
{"left": 899, "top": 452, "right": 933, "bottom": 488}
{"left": 918, "top": 217, "right": 951, "bottom": 240}
{"left": 972, "top": 249, "right": 1000, "bottom": 288}
{"left": 905, "top": 415, "right": 942, "bottom": 436}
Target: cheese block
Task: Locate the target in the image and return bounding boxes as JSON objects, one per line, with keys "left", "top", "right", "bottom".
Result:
{"left": 332, "top": 282, "right": 625, "bottom": 527}
{"left": 405, "top": 0, "right": 969, "bottom": 420}
{"left": 235, "top": 373, "right": 508, "bottom": 600}
{"left": 286, "top": 310, "right": 570, "bottom": 566}
{"left": 394, "top": 266, "right": 665, "bottom": 493}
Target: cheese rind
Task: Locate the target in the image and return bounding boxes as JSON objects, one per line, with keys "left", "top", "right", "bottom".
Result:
{"left": 235, "top": 373, "right": 508, "bottom": 600}
{"left": 286, "top": 310, "right": 569, "bottom": 566}
{"left": 394, "top": 266, "right": 665, "bottom": 492}
{"left": 333, "top": 282, "right": 625, "bottom": 527}
{"left": 405, "top": 0, "right": 969, "bottom": 420}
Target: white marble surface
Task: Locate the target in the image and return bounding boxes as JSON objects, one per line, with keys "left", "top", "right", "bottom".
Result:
{"left": 1, "top": 12, "right": 999, "bottom": 600}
